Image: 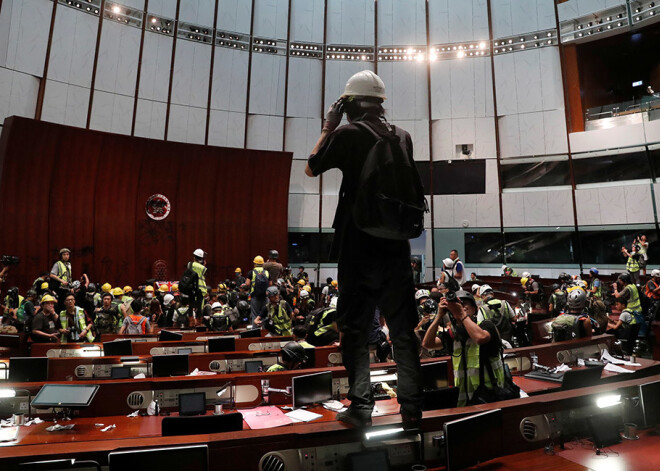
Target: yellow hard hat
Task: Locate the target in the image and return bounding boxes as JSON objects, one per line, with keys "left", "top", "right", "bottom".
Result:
{"left": 235, "top": 267, "right": 242, "bottom": 273}
{"left": 172, "top": 284, "right": 179, "bottom": 292}
{"left": 217, "top": 283, "right": 227, "bottom": 292}
{"left": 331, "top": 280, "right": 338, "bottom": 287}
{"left": 520, "top": 277, "right": 528, "bottom": 287}
{"left": 297, "top": 279, "right": 305, "bottom": 286}
{"left": 112, "top": 287, "right": 124, "bottom": 296}
{"left": 145, "top": 285, "right": 155, "bottom": 293}
{"left": 123, "top": 285, "right": 133, "bottom": 293}
{"left": 158, "top": 284, "right": 169, "bottom": 292}
{"left": 303, "top": 285, "right": 312, "bottom": 293}
{"left": 41, "top": 294, "right": 56, "bottom": 304}
{"left": 253, "top": 255, "right": 264, "bottom": 265}
{"left": 40, "top": 282, "right": 49, "bottom": 290}
{"left": 102, "top": 283, "right": 112, "bottom": 293}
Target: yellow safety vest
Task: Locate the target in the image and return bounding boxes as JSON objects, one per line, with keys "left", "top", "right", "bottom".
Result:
{"left": 190, "top": 261, "right": 208, "bottom": 295}
{"left": 57, "top": 261, "right": 72, "bottom": 283}
{"left": 625, "top": 284, "right": 641, "bottom": 312}
{"left": 59, "top": 307, "right": 94, "bottom": 342}
{"left": 627, "top": 256, "right": 640, "bottom": 273}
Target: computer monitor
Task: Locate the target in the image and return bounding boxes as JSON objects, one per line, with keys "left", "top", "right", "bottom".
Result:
{"left": 109, "top": 445, "right": 209, "bottom": 471}
{"left": 207, "top": 336, "right": 235, "bottom": 353}
{"left": 587, "top": 412, "right": 622, "bottom": 448}
{"left": 292, "top": 371, "right": 333, "bottom": 409}
{"left": 561, "top": 365, "right": 604, "bottom": 390}
{"left": 159, "top": 330, "right": 183, "bottom": 342}
{"left": 111, "top": 366, "right": 132, "bottom": 379}
{"left": 178, "top": 392, "right": 206, "bottom": 416}
{"left": 346, "top": 449, "right": 389, "bottom": 471}
{"left": 8, "top": 357, "right": 48, "bottom": 382}
{"left": 240, "top": 328, "right": 261, "bottom": 338}
{"left": 444, "top": 409, "right": 503, "bottom": 471}
{"left": 244, "top": 360, "right": 263, "bottom": 373}
{"left": 103, "top": 339, "right": 133, "bottom": 356}
{"left": 152, "top": 354, "right": 189, "bottom": 377}
{"left": 422, "top": 387, "right": 459, "bottom": 411}
{"left": 31, "top": 384, "right": 99, "bottom": 408}
{"left": 639, "top": 379, "right": 660, "bottom": 428}
{"left": 177, "top": 347, "right": 193, "bottom": 355}
{"left": 161, "top": 413, "right": 243, "bottom": 437}
{"left": 421, "top": 361, "right": 449, "bottom": 391}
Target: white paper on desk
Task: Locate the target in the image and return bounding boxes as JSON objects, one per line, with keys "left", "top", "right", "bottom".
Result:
{"left": 285, "top": 409, "right": 323, "bottom": 423}
{"left": 555, "top": 364, "right": 571, "bottom": 372}
{"left": 322, "top": 400, "right": 345, "bottom": 411}
{"left": 24, "top": 418, "right": 43, "bottom": 427}
{"left": 604, "top": 363, "right": 634, "bottom": 374}
{"left": 601, "top": 349, "right": 642, "bottom": 366}
{"left": 0, "top": 426, "right": 19, "bottom": 442}
{"left": 126, "top": 410, "right": 139, "bottom": 417}
{"left": 133, "top": 373, "right": 146, "bottom": 379}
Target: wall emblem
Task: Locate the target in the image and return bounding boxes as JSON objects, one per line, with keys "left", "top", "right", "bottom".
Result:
{"left": 146, "top": 194, "right": 171, "bottom": 220}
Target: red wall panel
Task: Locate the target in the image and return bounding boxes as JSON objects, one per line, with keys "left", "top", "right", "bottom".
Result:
{"left": 0, "top": 117, "right": 292, "bottom": 291}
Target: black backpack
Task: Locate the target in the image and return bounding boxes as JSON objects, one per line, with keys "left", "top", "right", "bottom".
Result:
{"left": 252, "top": 269, "right": 269, "bottom": 296}
{"left": 351, "top": 121, "right": 428, "bottom": 240}
{"left": 442, "top": 270, "right": 461, "bottom": 292}
{"left": 179, "top": 265, "right": 199, "bottom": 296}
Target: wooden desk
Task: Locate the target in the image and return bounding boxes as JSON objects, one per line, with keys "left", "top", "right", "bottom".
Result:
{"left": 457, "top": 448, "right": 589, "bottom": 470}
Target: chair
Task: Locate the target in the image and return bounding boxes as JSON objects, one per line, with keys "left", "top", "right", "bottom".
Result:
{"left": 161, "top": 412, "right": 243, "bottom": 437}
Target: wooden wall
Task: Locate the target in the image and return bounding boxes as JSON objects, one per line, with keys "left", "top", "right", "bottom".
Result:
{"left": 0, "top": 117, "right": 292, "bottom": 291}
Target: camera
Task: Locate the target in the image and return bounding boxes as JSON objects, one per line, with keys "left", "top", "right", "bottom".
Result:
{"left": 6, "top": 287, "right": 20, "bottom": 309}
{"left": 445, "top": 291, "right": 458, "bottom": 303}
{"left": 1, "top": 255, "right": 19, "bottom": 267}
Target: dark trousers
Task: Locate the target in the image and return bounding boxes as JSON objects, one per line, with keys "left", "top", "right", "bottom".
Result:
{"left": 336, "top": 224, "right": 422, "bottom": 418}
{"left": 250, "top": 295, "right": 266, "bottom": 324}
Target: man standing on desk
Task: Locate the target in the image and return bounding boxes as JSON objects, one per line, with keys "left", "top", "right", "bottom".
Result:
{"left": 305, "top": 70, "right": 424, "bottom": 428}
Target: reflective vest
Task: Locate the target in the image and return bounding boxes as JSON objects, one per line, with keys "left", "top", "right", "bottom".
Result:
{"left": 312, "top": 308, "right": 336, "bottom": 338}
{"left": 452, "top": 323, "right": 505, "bottom": 407}
{"left": 266, "top": 301, "right": 292, "bottom": 336}
{"left": 267, "top": 363, "right": 286, "bottom": 372}
{"left": 624, "top": 284, "right": 642, "bottom": 312}
{"left": 478, "top": 299, "right": 513, "bottom": 342}
{"left": 589, "top": 278, "right": 602, "bottom": 299}
{"left": 57, "top": 261, "right": 72, "bottom": 283}
{"left": 627, "top": 256, "right": 640, "bottom": 273}
{"left": 60, "top": 306, "right": 94, "bottom": 342}
{"left": 190, "top": 261, "right": 208, "bottom": 295}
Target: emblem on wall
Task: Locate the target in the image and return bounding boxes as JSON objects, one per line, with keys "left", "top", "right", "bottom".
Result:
{"left": 146, "top": 194, "right": 171, "bottom": 220}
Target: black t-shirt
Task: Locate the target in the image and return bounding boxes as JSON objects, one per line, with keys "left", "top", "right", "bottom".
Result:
{"left": 477, "top": 320, "right": 501, "bottom": 360}
{"left": 31, "top": 312, "right": 58, "bottom": 341}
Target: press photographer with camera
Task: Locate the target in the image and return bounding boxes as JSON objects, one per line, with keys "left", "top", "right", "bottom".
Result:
{"left": 422, "top": 290, "right": 519, "bottom": 406}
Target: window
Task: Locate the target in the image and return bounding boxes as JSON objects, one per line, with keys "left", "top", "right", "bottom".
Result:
{"left": 501, "top": 159, "right": 570, "bottom": 188}
{"left": 288, "top": 232, "right": 337, "bottom": 264}
{"left": 432, "top": 160, "right": 485, "bottom": 195}
{"left": 464, "top": 233, "right": 504, "bottom": 264}
{"left": 578, "top": 229, "right": 658, "bottom": 265}
{"left": 573, "top": 150, "right": 651, "bottom": 185}
{"left": 503, "top": 231, "right": 577, "bottom": 265}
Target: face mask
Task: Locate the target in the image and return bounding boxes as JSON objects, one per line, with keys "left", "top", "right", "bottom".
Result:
{"left": 146, "top": 293, "right": 153, "bottom": 299}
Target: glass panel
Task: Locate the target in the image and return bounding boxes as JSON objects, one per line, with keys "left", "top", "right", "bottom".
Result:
{"left": 288, "top": 232, "right": 321, "bottom": 264}
{"left": 464, "top": 233, "right": 504, "bottom": 264}
{"left": 432, "top": 160, "right": 485, "bottom": 195}
{"left": 578, "top": 229, "right": 658, "bottom": 265}
{"left": 573, "top": 150, "right": 651, "bottom": 184}
{"left": 416, "top": 161, "right": 431, "bottom": 195}
{"left": 649, "top": 148, "right": 660, "bottom": 181}
{"left": 504, "top": 231, "right": 577, "bottom": 264}
{"left": 501, "top": 160, "right": 570, "bottom": 188}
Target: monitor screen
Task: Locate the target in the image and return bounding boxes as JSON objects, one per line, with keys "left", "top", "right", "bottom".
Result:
{"left": 178, "top": 392, "right": 206, "bottom": 416}
{"left": 159, "top": 330, "right": 183, "bottom": 342}
{"left": 587, "top": 412, "right": 622, "bottom": 448}
{"left": 244, "top": 360, "right": 263, "bottom": 373}
{"left": 103, "top": 339, "right": 133, "bottom": 356}
{"left": 444, "top": 409, "right": 503, "bottom": 471}
{"left": 31, "top": 384, "right": 99, "bottom": 408}
{"left": 421, "top": 361, "right": 449, "bottom": 391}
{"left": 177, "top": 348, "right": 193, "bottom": 355}
{"left": 109, "top": 445, "right": 208, "bottom": 471}
{"left": 152, "top": 354, "right": 189, "bottom": 377}
{"left": 111, "top": 366, "right": 131, "bottom": 379}
{"left": 207, "top": 337, "right": 235, "bottom": 353}
{"left": 292, "top": 371, "right": 333, "bottom": 409}
{"left": 240, "top": 328, "right": 261, "bottom": 338}
{"left": 640, "top": 379, "right": 660, "bottom": 427}
{"left": 561, "top": 366, "right": 604, "bottom": 390}
{"left": 422, "top": 387, "right": 459, "bottom": 411}
{"left": 347, "top": 449, "right": 389, "bottom": 471}
{"left": 8, "top": 357, "right": 48, "bottom": 382}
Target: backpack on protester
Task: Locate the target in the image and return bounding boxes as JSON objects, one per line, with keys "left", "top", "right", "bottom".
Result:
{"left": 551, "top": 314, "right": 583, "bottom": 342}
{"left": 179, "top": 265, "right": 199, "bottom": 296}
{"left": 125, "top": 315, "right": 146, "bottom": 335}
{"left": 252, "top": 270, "right": 269, "bottom": 297}
{"left": 351, "top": 121, "right": 428, "bottom": 240}
{"left": 442, "top": 269, "right": 461, "bottom": 292}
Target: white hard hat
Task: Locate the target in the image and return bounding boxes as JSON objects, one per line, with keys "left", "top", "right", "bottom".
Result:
{"left": 443, "top": 258, "right": 455, "bottom": 269}
{"left": 163, "top": 294, "right": 174, "bottom": 306}
{"left": 471, "top": 284, "right": 480, "bottom": 294}
{"left": 193, "top": 248, "right": 205, "bottom": 258}
{"left": 479, "top": 284, "right": 493, "bottom": 296}
{"left": 652, "top": 269, "right": 660, "bottom": 277}
{"left": 329, "top": 297, "right": 338, "bottom": 308}
{"left": 341, "top": 70, "right": 386, "bottom": 100}
{"left": 502, "top": 265, "right": 508, "bottom": 271}
{"left": 521, "top": 272, "right": 531, "bottom": 279}
{"left": 415, "top": 289, "right": 430, "bottom": 301}
{"left": 299, "top": 290, "right": 309, "bottom": 298}
{"left": 211, "top": 302, "right": 222, "bottom": 310}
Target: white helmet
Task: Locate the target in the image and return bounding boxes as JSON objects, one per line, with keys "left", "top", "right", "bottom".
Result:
{"left": 415, "top": 289, "right": 430, "bottom": 301}
{"left": 211, "top": 302, "right": 222, "bottom": 310}
{"left": 652, "top": 269, "right": 660, "bottom": 277}
{"left": 299, "top": 290, "right": 309, "bottom": 299}
{"left": 443, "top": 258, "right": 455, "bottom": 269}
{"left": 193, "top": 248, "right": 205, "bottom": 258}
{"left": 163, "top": 294, "right": 174, "bottom": 306}
{"left": 521, "top": 272, "right": 531, "bottom": 279}
{"left": 502, "top": 265, "right": 508, "bottom": 271}
{"left": 471, "top": 284, "right": 480, "bottom": 294}
{"left": 329, "top": 297, "right": 338, "bottom": 308}
{"left": 342, "top": 70, "right": 386, "bottom": 100}
{"left": 479, "top": 284, "right": 493, "bottom": 296}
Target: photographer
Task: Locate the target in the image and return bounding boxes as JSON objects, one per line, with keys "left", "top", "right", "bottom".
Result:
{"left": 254, "top": 286, "right": 293, "bottom": 336}
{"left": 2, "top": 287, "right": 24, "bottom": 327}
{"left": 422, "top": 290, "right": 507, "bottom": 406}
{"left": 622, "top": 243, "right": 641, "bottom": 285}
{"left": 31, "top": 295, "right": 64, "bottom": 343}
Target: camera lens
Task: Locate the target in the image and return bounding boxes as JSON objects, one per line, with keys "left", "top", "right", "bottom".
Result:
{"left": 445, "top": 291, "right": 457, "bottom": 302}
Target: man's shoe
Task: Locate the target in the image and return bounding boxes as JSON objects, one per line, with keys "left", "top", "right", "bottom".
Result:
{"left": 401, "top": 413, "right": 422, "bottom": 431}
{"left": 336, "top": 408, "right": 372, "bottom": 428}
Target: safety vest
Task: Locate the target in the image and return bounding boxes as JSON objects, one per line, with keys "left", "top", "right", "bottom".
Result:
{"left": 478, "top": 299, "right": 513, "bottom": 341}
{"left": 190, "top": 261, "right": 208, "bottom": 295}
{"left": 57, "top": 261, "right": 72, "bottom": 283}
{"left": 60, "top": 306, "right": 94, "bottom": 342}
{"left": 452, "top": 328, "right": 505, "bottom": 407}
{"left": 624, "top": 284, "right": 642, "bottom": 312}
{"left": 312, "top": 308, "right": 336, "bottom": 338}
{"left": 627, "top": 256, "right": 640, "bottom": 273}
{"left": 589, "top": 278, "right": 602, "bottom": 299}
{"left": 267, "top": 363, "right": 286, "bottom": 372}
{"left": 298, "top": 340, "right": 314, "bottom": 348}
{"left": 620, "top": 309, "right": 637, "bottom": 326}
{"left": 266, "top": 301, "right": 292, "bottom": 336}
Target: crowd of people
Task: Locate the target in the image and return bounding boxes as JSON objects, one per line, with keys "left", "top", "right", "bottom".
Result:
{"left": 0, "top": 248, "right": 340, "bottom": 350}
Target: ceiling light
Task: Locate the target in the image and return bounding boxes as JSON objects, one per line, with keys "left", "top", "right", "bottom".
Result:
{"left": 112, "top": 5, "right": 121, "bottom": 14}
{"left": 457, "top": 51, "right": 465, "bottom": 58}
{"left": 479, "top": 42, "right": 486, "bottom": 49}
